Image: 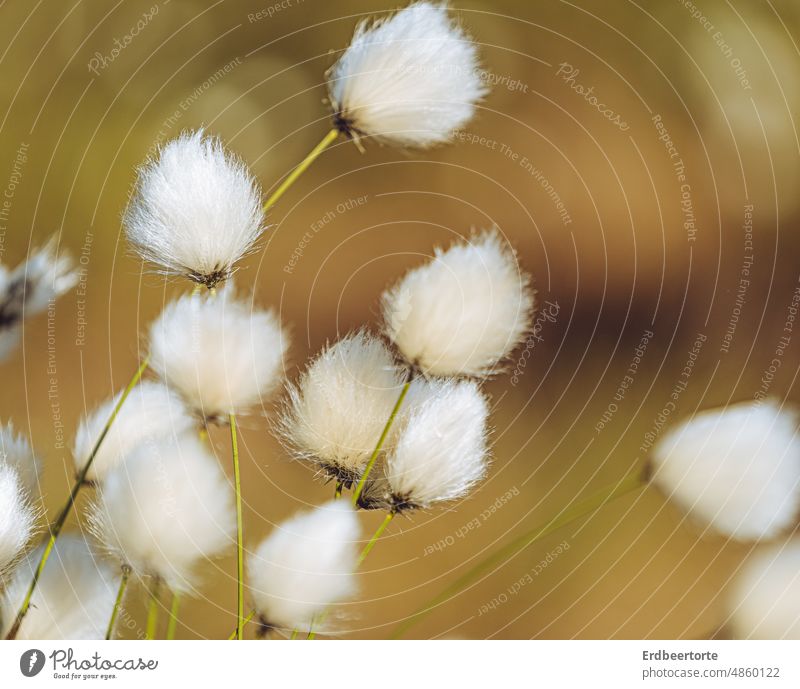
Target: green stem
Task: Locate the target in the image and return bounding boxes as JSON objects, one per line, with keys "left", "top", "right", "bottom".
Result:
{"left": 389, "top": 470, "right": 647, "bottom": 639}
{"left": 4, "top": 356, "right": 150, "bottom": 640}
{"left": 146, "top": 579, "right": 161, "bottom": 640}
{"left": 230, "top": 413, "right": 244, "bottom": 640}
{"left": 290, "top": 629, "right": 299, "bottom": 640}
{"left": 359, "top": 510, "right": 396, "bottom": 566}
{"left": 351, "top": 370, "right": 413, "bottom": 506}
{"left": 334, "top": 481, "right": 343, "bottom": 499}
{"left": 105, "top": 566, "right": 131, "bottom": 640}
{"left": 166, "top": 592, "right": 180, "bottom": 640}
{"left": 262, "top": 128, "right": 339, "bottom": 213}
{"left": 227, "top": 610, "right": 255, "bottom": 640}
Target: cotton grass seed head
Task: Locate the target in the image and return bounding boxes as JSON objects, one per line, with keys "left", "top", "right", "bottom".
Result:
{"left": 277, "top": 330, "right": 406, "bottom": 486}
{"left": 383, "top": 378, "right": 489, "bottom": 509}
{"left": 382, "top": 230, "right": 534, "bottom": 377}
{"left": 0, "top": 463, "right": 36, "bottom": 573}
{"left": 89, "top": 432, "right": 235, "bottom": 593}
{"left": 1, "top": 535, "right": 117, "bottom": 640}
{"left": 124, "top": 130, "right": 265, "bottom": 287}
{"left": 328, "top": 1, "right": 487, "bottom": 148}
{"left": 72, "top": 381, "right": 195, "bottom": 483}
{"left": 651, "top": 400, "right": 800, "bottom": 541}
{"left": 248, "top": 500, "right": 359, "bottom": 634}
{"left": 0, "top": 422, "right": 41, "bottom": 496}
{"left": 149, "top": 287, "right": 288, "bottom": 421}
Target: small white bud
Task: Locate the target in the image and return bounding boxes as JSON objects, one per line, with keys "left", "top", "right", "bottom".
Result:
{"left": 0, "top": 422, "right": 41, "bottom": 496}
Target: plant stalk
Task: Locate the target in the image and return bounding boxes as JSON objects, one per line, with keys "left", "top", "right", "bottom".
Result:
{"left": 105, "top": 566, "right": 131, "bottom": 640}
{"left": 166, "top": 592, "right": 181, "bottom": 640}
{"left": 230, "top": 413, "right": 244, "bottom": 640}
{"left": 146, "top": 579, "right": 161, "bottom": 640}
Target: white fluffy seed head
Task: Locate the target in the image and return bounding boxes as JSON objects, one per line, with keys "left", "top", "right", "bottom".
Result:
{"left": 383, "top": 378, "right": 489, "bottom": 509}
{"left": 278, "top": 330, "right": 406, "bottom": 483}
{"left": 382, "top": 230, "right": 534, "bottom": 377}
{"left": 0, "top": 422, "right": 41, "bottom": 496}
{"left": 73, "top": 381, "right": 196, "bottom": 483}
{"left": 328, "top": 1, "right": 487, "bottom": 148}
{"left": 0, "top": 463, "right": 36, "bottom": 573}
{"left": 1, "top": 535, "right": 118, "bottom": 640}
{"left": 89, "top": 432, "right": 235, "bottom": 592}
{"left": 149, "top": 288, "right": 288, "bottom": 421}
{"left": 651, "top": 400, "right": 800, "bottom": 541}
{"left": 124, "top": 130, "right": 265, "bottom": 287}
{"left": 727, "top": 540, "right": 800, "bottom": 639}
{"left": 248, "top": 500, "right": 360, "bottom": 633}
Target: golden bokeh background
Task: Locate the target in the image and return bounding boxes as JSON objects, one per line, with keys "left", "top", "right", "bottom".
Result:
{"left": 1, "top": 0, "right": 799, "bottom": 639}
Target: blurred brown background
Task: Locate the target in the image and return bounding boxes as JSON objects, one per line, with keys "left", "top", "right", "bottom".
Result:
{"left": 1, "top": 0, "right": 799, "bottom": 639}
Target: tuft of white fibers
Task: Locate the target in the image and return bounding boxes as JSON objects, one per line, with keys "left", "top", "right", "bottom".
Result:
{"left": 0, "top": 422, "right": 41, "bottom": 496}
{"left": 327, "top": 1, "right": 487, "bottom": 148}
{"left": 0, "top": 463, "right": 36, "bottom": 572}
{"left": 248, "top": 500, "right": 360, "bottom": 634}
{"left": 383, "top": 378, "right": 489, "bottom": 509}
{"left": 124, "top": 130, "right": 265, "bottom": 287}
{"left": 89, "top": 432, "right": 235, "bottom": 593}
{"left": 148, "top": 287, "right": 288, "bottom": 421}
{"left": 73, "top": 381, "right": 195, "bottom": 483}
{"left": 727, "top": 540, "right": 800, "bottom": 639}
{"left": 278, "top": 330, "right": 406, "bottom": 485}
{"left": 382, "top": 230, "right": 534, "bottom": 377}
{"left": 651, "top": 400, "right": 800, "bottom": 541}
{"left": 0, "top": 534, "right": 118, "bottom": 640}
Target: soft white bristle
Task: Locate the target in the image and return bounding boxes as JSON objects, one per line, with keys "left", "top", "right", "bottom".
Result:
{"left": 728, "top": 540, "right": 800, "bottom": 639}
{"left": 385, "top": 378, "right": 489, "bottom": 508}
{"left": 248, "top": 500, "right": 360, "bottom": 633}
{"left": 89, "top": 432, "right": 235, "bottom": 592}
{"left": 0, "top": 422, "right": 41, "bottom": 496}
{"left": 124, "top": 130, "right": 265, "bottom": 286}
{"left": 651, "top": 400, "right": 800, "bottom": 540}
{"left": 328, "top": 1, "right": 487, "bottom": 147}
{"left": 1, "top": 534, "right": 117, "bottom": 640}
{"left": 382, "top": 230, "right": 534, "bottom": 377}
{"left": 72, "top": 381, "right": 195, "bottom": 482}
{"left": 149, "top": 287, "right": 288, "bottom": 420}
{"left": 0, "top": 463, "right": 36, "bottom": 573}
{"left": 278, "top": 330, "right": 406, "bottom": 482}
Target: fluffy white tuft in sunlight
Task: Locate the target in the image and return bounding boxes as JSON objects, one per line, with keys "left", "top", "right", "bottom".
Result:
{"left": 89, "top": 432, "right": 235, "bottom": 593}
{"left": 72, "top": 381, "right": 196, "bottom": 482}
{"left": 651, "top": 400, "right": 800, "bottom": 540}
{"left": 384, "top": 378, "right": 489, "bottom": 508}
{"left": 382, "top": 230, "right": 534, "bottom": 377}
{"left": 248, "top": 500, "right": 359, "bottom": 633}
{"left": 124, "top": 130, "right": 265, "bottom": 287}
{"left": 0, "top": 535, "right": 117, "bottom": 640}
{"left": 728, "top": 540, "right": 800, "bottom": 639}
{"left": 327, "top": 1, "right": 487, "bottom": 148}
{"left": 149, "top": 287, "right": 288, "bottom": 421}
{"left": 0, "top": 463, "right": 36, "bottom": 572}
{"left": 277, "top": 330, "right": 406, "bottom": 484}
{"left": 0, "top": 422, "right": 41, "bottom": 496}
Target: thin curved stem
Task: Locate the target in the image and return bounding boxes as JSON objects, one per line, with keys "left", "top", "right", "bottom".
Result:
{"left": 5, "top": 356, "right": 149, "bottom": 640}
{"left": 230, "top": 413, "right": 244, "bottom": 640}
{"left": 389, "top": 471, "right": 648, "bottom": 639}
{"left": 105, "top": 566, "right": 131, "bottom": 640}
{"left": 227, "top": 610, "right": 255, "bottom": 640}
{"left": 359, "top": 510, "right": 396, "bottom": 566}
{"left": 166, "top": 592, "right": 181, "bottom": 640}
{"left": 334, "top": 481, "right": 343, "bottom": 499}
{"left": 146, "top": 579, "right": 161, "bottom": 640}
{"left": 262, "top": 128, "right": 339, "bottom": 213}
{"left": 352, "top": 369, "right": 414, "bottom": 506}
